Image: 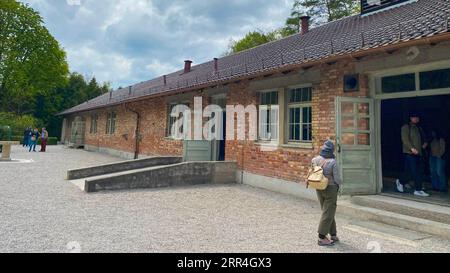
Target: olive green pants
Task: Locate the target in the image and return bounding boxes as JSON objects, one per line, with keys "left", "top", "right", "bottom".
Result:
{"left": 316, "top": 185, "right": 339, "bottom": 236}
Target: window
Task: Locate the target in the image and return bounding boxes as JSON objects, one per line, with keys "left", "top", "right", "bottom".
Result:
{"left": 90, "top": 114, "right": 98, "bottom": 134}
{"left": 420, "top": 68, "right": 450, "bottom": 90}
{"left": 166, "top": 103, "right": 190, "bottom": 138}
{"left": 287, "top": 87, "right": 312, "bottom": 142}
{"left": 381, "top": 73, "right": 416, "bottom": 93}
{"left": 106, "top": 111, "right": 116, "bottom": 135}
{"left": 258, "top": 91, "right": 279, "bottom": 141}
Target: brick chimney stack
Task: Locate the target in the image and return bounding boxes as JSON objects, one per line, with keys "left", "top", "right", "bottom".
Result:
{"left": 213, "top": 58, "right": 218, "bottom": 73}
{"left": 184, "top": 60, "right": 192, "bottom": 73}
{"left": 300, "top": 16, "right": 311, "bottom": 35}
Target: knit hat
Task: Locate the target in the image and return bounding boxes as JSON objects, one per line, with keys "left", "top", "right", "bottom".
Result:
{"left": 320, "top": 140, "right": 335, "bottom": 159}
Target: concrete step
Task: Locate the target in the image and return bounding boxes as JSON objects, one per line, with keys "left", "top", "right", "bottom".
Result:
{"left": 70, "top": 161, "right": 237, "bottom": 193}
{"left": 351, "top": 195, "right": 450, "bottom": 225}
{"left": 342, "top": 220, "right": 433, "bottom": 247}
{"left": 338, "top": 200, "right": 450, "bottom": 240}
{"left": 66, "top": 156, "right": 183, "bottom": 180}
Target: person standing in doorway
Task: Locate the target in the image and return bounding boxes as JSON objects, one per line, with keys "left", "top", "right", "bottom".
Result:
{"left": 429, "top": 130, "right": 447, "bottom": 192}
{"left": 396, "top": 113, "right": 429, "bottom": 197}
{"left": 40, "top": 127, "right": 48, "bottom": 152}
{"left": 29, "top": 128, "right": 40, "bottom": 152}
{"left": 312, "top": 140, "right": 342, "bottom": 247}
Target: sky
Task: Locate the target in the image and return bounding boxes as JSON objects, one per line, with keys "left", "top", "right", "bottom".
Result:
{"left": 21, "top": 0, "right": 294, "bottom": 89}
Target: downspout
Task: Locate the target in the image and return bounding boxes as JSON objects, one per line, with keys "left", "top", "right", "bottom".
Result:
{"left": 125, "top": 104, "right": 141, "bottom": 159}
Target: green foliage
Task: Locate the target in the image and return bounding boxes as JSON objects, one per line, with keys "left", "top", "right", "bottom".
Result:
{"left": 0, "top": 112, "right": 39, "bottom": 136}
{"left": 226, "top": 31, "right": 278, "bottom": 55}
{"left": 0, "top": 1, "right": 110, "bottom": 139}
{"left": 294, "top": 0, "right": 360, "bottom": 26}
{"left": 0, "top": 0, "right": 69, "bottom": 115}
{"left": 227, "top": 0, "right": 361, "bottom": 54}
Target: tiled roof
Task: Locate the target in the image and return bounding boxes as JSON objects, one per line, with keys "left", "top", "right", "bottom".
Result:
{"left": 60, "top": 0, "right": 450, "bottom": 115}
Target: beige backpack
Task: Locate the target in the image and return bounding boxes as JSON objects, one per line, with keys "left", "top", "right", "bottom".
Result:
{"left": 306, "top": 159, "right": 331, "bottom": 190}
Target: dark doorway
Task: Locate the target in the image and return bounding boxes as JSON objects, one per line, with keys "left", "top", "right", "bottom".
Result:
{"left": 381, "top": 94, "right": 450, "bottom": 206}
{"left": 218, "top": 111, "right": 226, "bottom": 161}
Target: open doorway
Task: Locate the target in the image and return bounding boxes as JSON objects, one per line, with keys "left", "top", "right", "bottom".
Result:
{"left": 381, "top": 94, "right": 450, "bottom": 206}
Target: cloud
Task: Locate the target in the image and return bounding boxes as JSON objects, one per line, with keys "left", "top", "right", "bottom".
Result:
{"left": 21, "top": 0, "right": 293, "bottom": 89}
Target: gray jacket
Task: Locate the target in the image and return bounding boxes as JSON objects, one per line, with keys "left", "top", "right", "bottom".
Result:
{"left": 311, "top": 156, "right": 342, "bottom": 186}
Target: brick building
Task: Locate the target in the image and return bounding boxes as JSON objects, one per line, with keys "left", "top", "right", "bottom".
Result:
{"left": 60, "top": 0, "right": 450, "bottom": 199}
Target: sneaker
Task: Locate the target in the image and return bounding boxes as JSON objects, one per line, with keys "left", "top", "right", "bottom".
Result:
{"left": 396, "top": 179, "right": 404, "bottom": 193}
{"left": 414, "top": 190, "right": 430, "bottom": 197}
{"left": 318, "top": 238, "right": 335, "bottom": 247}
{"left": 331, "top": 236, "right": 340, "bottom": 243}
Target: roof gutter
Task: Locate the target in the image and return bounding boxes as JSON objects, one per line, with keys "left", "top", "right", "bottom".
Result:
{"left": 58, "top": 32, "right": 450, "bottom": 116}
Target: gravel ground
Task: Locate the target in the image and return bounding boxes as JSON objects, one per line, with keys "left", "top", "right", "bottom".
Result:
{"left": 0, "top": 145, "right": 449, "bottom": 253}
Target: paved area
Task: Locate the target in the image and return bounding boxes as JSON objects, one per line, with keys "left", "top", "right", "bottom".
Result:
{"left": 0, "top": 145, "right": 449, "bottom": 253}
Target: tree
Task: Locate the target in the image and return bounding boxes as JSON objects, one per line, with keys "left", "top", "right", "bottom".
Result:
{"left": 294, "top": 0, "right": 360, "bottom": 26}
{"left": 226, "top": 31, "right": 278, "bottom": 55}
{"left": 0, "top": 0, "right": 69, "bottom": 115}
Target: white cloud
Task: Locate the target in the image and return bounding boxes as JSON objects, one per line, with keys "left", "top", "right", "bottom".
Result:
{"left": 21, "top": 0, "right": 293, "bottom": 89}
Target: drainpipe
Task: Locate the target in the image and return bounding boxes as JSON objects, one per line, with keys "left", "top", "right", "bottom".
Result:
{"left": 125, "top": 104, "right": 141, "bottom": 159}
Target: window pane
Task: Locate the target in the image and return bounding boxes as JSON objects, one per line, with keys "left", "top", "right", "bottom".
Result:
{"left": 358, "top": 118, "right": 370, "bottom": 131}
{"left": 289, "top": 125, "right": 295, "bottom": 141}
{"left": 358, "top": 103, "right": 370, "bottom": 115}
{"left": 357, "top": 133, "right": 370, "bottom": 145}
{"left": 260, "top": 91, "right": 278, "bottom": 105}
{"left": 420, "top": 68, "right": 450, "bottom": 90}
{"left": 381, "top": 73, "right": 416, "bottom": 93}
{"left": 302, "top": 124, "right": 312, "bottom": 141}
{"left": 289, "top": 87, "right": 312, "bottom": 103}
{"left": 342, "top": 117, "right": 355, "bottom": 129}
{"left": 302, "top": 107, "right": 311, "bottom": 123}
{"left": 342, "top": 102, "right": 354, "bottom": 114}
{"left": 342, "top": 133, "right": 355, "bottom": 145}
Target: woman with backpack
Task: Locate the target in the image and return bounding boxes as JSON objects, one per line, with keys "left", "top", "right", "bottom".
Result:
{"left": 310, "top": 140, "right": 343, "bottom": 247}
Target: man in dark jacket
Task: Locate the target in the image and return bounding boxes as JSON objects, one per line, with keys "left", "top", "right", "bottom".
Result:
{"left": 396, "top": 113, "right": 429, "bottom": 197}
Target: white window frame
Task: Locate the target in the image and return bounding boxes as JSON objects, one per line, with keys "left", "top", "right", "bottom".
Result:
{"left": 258, "top": 90, "right": 279, "bottom": 142}
{"left": 286, "top": 85, "right": 312, "bottom": 144}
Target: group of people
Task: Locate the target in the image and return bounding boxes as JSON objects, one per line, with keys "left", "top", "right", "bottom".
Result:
{"left": 22, "top": 127, "right": 49, "bottom": 153}
{"left": 311, "top": 112, "right": 447, "bottom": 247}
{"left": 396, "top": 112, "right": 448, "bottom": 196}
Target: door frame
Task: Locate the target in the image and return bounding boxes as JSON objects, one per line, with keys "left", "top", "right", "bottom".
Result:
{"left": 211, "top": 93, "right": 227, "bottom": 161}
{"left": 369, "top": 60, "right": 450, "bottom": 193}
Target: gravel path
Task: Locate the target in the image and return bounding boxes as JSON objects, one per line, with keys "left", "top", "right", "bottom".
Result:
{"left": 0, "top": 145, "right": 448, "bottom": 253}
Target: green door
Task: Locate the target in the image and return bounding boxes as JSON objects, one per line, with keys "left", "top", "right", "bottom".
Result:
{"left": 336, "top": 97, "right": 376, "bottom": 195}
{"left": 183, "top": 140, "right": 213, "bottom": 162}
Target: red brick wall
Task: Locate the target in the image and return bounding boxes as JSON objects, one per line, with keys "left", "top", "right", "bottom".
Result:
{"left": 65, "top": 57, "right": 369, "bottom": 184}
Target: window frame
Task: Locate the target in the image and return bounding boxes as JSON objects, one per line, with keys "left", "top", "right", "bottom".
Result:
{"left": 285, "top": 85, "right": 313, "bottom": 144}
{"left": 373, "top": 63, "right": 450, "bottom": 98}
{"left": 166, "top": 102, "right": 191, "bottom": 139}
{"left": 258, "top": 90, "right": 279, "bottom": 142}
{"left": 90, "top": 113, "right": 98, "bottom": 134}
{"left": 106, "top": 110, "right": 117, "bottom": 135}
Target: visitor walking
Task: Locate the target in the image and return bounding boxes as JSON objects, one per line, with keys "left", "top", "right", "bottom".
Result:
{"left": 22, "top": 127, "right": 31, "bottom": 147}
{"left": 29, "top": 128, "right": 40, "bottom": 152}
{"left": 311, "top": 140, "right": 342, "bottom": 247}
{"left": 396, "top": 112, "right": 429, "bottom": 197}
{"left": 429, "top": 130, "right": 447, "bottom": 192}
{"left": 40, "top": 127, "right": 48, "bottom": 152}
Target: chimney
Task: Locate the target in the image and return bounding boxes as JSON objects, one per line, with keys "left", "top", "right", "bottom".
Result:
{"left": 163, "top": 75, "right": 167, "bottom": 85}
{"left": 213, "top": 58, "right": 218, "bottom": 73}
{"left": 299, "top": 16, "right": 310, "bottom": 35}
{"left": 128, "top": 86, "right": 132, "bottom": 95}
{"left": 184, "top": 60, "right": 192, "bottom": 73}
